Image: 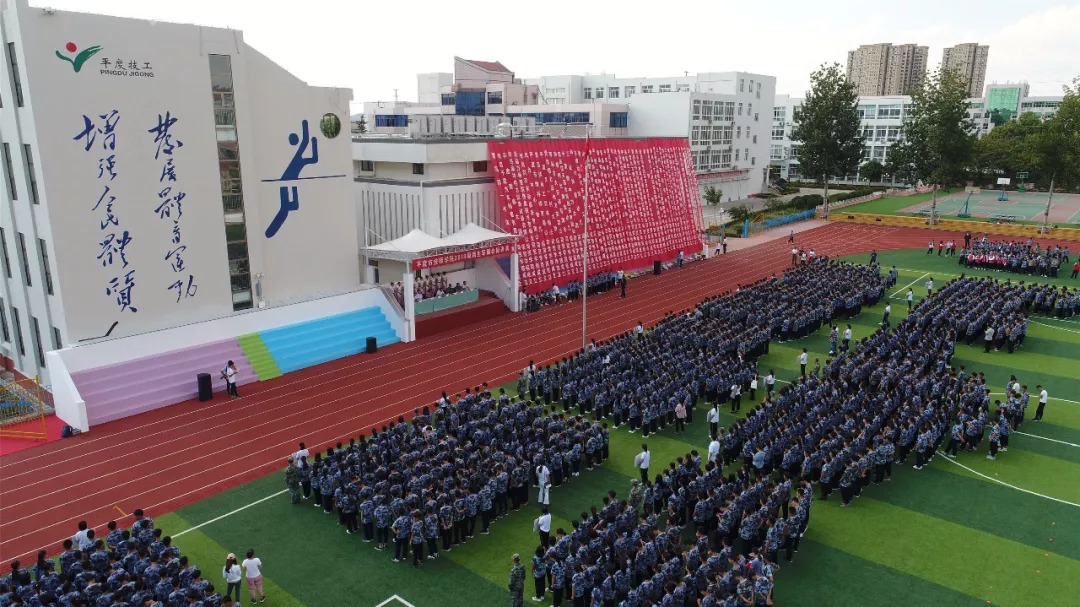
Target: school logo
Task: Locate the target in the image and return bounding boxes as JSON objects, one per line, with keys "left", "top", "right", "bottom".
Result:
{"left": 55, "top": 42, "right": 102, "bottom": 73}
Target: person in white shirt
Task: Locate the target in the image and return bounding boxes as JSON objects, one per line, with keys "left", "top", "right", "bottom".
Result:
{"left": 534, "top": 507, "right": 552, "bottom": 549}
{"left": 708, "top": 437, "right": 721, "bottom": 464}
{"left": 1034, "top": 385, "right": 1048, "bottom": 421}
{"left": 634, "top": 445, "right": 650, "bottom": 483}
{"left": 241, "top": 549, "right": 265, "bottom": 603}
{"left": 293, "top": 442, "right": 309, "bottom": 468}
{"left": 222, "top": 554, "right": 242, "bottom": 604}
{"left": 536, "top": 463, "right": 551, "bottom": 506}
{"left": 843, "top": 325, "right": 853, "bottom": 351}
{"left": 882, "top": 303, "right": 892, "bottom": 326}
{"left": 798, "top": 349, "right": 808, "bottom": 377}
{"left": 635, "top": 322, "right": 644, "bottom": 336}
{"left": 791, "top": 247, "right": 798, "bottom": 266}
{"left": 926, "top": 277, "right": 934, "bottom": 296}
{"left": 706, "top": 405, "right": 720, "bottom": 440}
{"left": 223, "top": 360, "right": 240, "bottom": 398}
{"left": 765, "top": 371, "right": 776, "bottom": 397}
{"left": 73, "top": 521, "right": 92, "bottom": 551}
{"left": 729, "top": 382, "right": 742, "bottom": 413}
{"left": 906, "top": 288, "right": 914, "bottom": 311}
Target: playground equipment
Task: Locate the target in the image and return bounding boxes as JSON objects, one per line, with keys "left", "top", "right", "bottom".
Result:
{"left": 996, "top": 177, "right": 1010, "bottom": 202}
{"left": 1017, "top": 172, "right": 1029, "bottom": 193}
{"left": 958, "top": 192, "right": 973, "bottom": 217}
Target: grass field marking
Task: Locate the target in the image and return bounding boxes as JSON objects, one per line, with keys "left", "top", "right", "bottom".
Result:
{"left": 889, "top": 272, "right": 930, "bottom": 299}
{"left": 988, "top": 392, "right": 1079, "bottom": 405}
{"left": 1031, "top": 319, "right": 1080, "bottom": 333}
{"left": 173, "top": 490, "right": 287, "bottom": 539}
{"left": 1014, "top": 431, "right": 1080, "bottom": 448}
{"left": 894, "top": 267, "right": 960, "bottom": 278}
{"left": 374, "top": 595, "right": 417, "bottom": 607}
{"left": 939, "top": 454, "right": 1080, "bottom": 508}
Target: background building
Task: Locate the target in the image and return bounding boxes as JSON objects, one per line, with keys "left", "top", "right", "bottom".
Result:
{"left": 846, "top": 43, "right": 928, "bottom": 96}
{"left": 942, "top": 43, "right": 990, "bottom": 98}
{"left": 0, "top": 0, "right": 383, "bottom": 390}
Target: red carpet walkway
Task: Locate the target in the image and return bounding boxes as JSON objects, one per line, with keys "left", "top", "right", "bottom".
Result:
{"left": 0, "top": 223, "right": 1070, "bottom": 564}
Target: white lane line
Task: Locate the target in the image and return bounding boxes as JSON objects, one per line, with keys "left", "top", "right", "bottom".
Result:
{"left": 375, "top": 596, "right": 418, "bottom": 607}
{"left": 1031, "top": 320, "right": 1080, "bottom": 333}
{"left": 988, "top": 392, "right": 1079, "bottom": 405}
{"left": 1013, "top": 431, "right": 1080, "bottom": 448}
{"left": 172, "top": 490, "right": 287, "bottom": 538}
{"left": 890, "top": 273, "right": 929, "bottom": 299}
{"left": 938, "top": 456, "right": 1080, "bottom": 508}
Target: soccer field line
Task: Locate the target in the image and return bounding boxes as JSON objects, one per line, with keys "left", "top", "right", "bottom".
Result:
{"left": 938, "top": 455, "right": 1080, "bottom": 508}
{"left": 889, "top": 273, "right": 929, "bottom": 299}
{"left": 1014, "top": 431, "right": 1080, "bottom": 448}
{"left": 987, "top": 392, "right": 1079, "bottom": 405}
{"left": 375, "top": 595, "right": 417, "bottom": 607}
{"left": 1030, "top": 319, "right": 1080, "bottom": 333}
{"left": 172, "top": 490, "right": 287, "bottom": 539}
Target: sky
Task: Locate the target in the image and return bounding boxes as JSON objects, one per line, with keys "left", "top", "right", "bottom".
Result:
{"left": 37, "top": 0, "right": 1080, "bottom": 113}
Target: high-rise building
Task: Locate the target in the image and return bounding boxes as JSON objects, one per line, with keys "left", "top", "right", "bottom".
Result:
{"left": 942, "top": 43, "right": 990, "bottom": 98}
{"left": 846, "top": 43, "right": 928, "bottom": 96}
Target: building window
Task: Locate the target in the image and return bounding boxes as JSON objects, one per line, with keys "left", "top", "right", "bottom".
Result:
{"left": 37, "top": 238, "right": 53, "bottom": 295}
{"left": 641, "top": 85, "right": 654, "bottom": 93}
{"left": 755, "top": 113, "right": 759, "bottom": 122}
{"left": 738, "top": 103, "right": 743, "bottom": 116}
{"left": 16, "top": 232, "right": 30, "bottom": 286}
{"left": 2, "top": 143, "right": 16, "bottom": 200}
{"left": 692, "top": 100, "right": 701, "bottom": 120}
{"left": 23, "top": 145, "right": 37, "bottom": 204}
{"left": 11, "top": 306, "right": 23, "bottom": 356}
{"left": 740, "top": 79, "right": 745, "bottom": 92}
{"left": 441, "top": 93, "right": 456, "bottom": 106}
{"left": 486, "top": 91, "right": 503, "bottom": 105}
{"left": 608, "top": 112, "right": 628, "bottom": 128}
{"left": 507, "top": 112, "right": 591, "bottom": 124}
{"left": 752, "top": 156, "right": 756, "bottom": 166}
{"left": 594, "top": 87, "right": 604, "bottom": 99}
{"left": 0, "top": 228, "right": 9, "bottom": 279}
{"left": 472, "top": 161, "right": 488, "bottom": 172}
{"left": 583, "top": 87, "right": 592, "bottom": 100}
{"left": 6, "top": 43, "right": 23, "bottom": 107}
{"left": 608, "top": 87, "right": 619, "bottom": 98}
{"left": 735, "top": 149, "right": 740, "bottom": 162}
{"left": 52, "top": 326, "right": 62, "bottom": 350}
{"left": 374, "top": 115, "right": 409, "bottom": 127}
{"left": 736, "top": 126, "right": 741, "bottom": 139}
{"left": 624, "top": 86, "right": 635, "bottom": 97}
{"left": 412, "top": 163, "right": 425, "bottom": 175}
{"left": 31, "top": 316, "right": 44, "bottom": 366}
{"left": 0, "top": 299, "right": 8, "bottom": 343}
{"left": 359, "top": 160, "right": 374, "bottom": 172}
{"left": 659, "top": 84, "right": 672, "bottom": 93}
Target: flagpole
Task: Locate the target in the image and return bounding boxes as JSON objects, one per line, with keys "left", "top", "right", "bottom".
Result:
{"left": 581, "top": 135, "right": 590, "bottom": 352}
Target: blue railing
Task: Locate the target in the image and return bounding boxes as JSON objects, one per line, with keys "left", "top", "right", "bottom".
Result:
{"left": 750, "top": 209, "right": 817, "bottom": 234}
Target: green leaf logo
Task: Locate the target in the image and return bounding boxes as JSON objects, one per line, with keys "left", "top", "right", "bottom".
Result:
{"left": 56, "top": 42, "right": 102, "bottom": 73}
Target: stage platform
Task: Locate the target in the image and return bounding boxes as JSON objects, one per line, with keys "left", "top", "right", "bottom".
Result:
{"left": 415, "top": 291, "right": 509, "bottom": 339}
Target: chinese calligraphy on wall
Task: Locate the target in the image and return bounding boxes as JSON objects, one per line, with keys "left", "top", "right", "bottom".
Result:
{"left": 148, "top": 111, "right": 198, "bottom": 303}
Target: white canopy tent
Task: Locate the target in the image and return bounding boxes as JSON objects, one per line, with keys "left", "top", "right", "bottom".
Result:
{"left": 361, "top": 225, "right": 522, "bottom": 341}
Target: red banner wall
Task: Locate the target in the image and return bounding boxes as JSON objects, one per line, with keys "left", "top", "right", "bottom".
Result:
{"left": 489, "top": 138, "right": 703, "bottom": 294}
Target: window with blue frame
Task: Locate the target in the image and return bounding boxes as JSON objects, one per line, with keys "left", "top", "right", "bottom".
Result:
{"left": 455, "top": 91, "right": 485, "bottom": 116}
{"left": 507, "top": 112, "right": 591, "bottom": 124}
{"left": 441, "top": 93, "right": 456, "bottom": 106}
{"left": 374, "top": 115, "right": 408, "bottom": 127}
{"left": 487, "top": 91, "right": 503, "bottom": 105}
{"left": 609, "top": 112, "right": 628, "bottom": 128}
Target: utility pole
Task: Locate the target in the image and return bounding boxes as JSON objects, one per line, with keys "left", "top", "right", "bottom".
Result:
{"left": 1040, "top": 173, "right": 1056, "bottom": 235}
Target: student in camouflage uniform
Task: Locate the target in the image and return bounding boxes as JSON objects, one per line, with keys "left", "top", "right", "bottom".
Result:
{"left": 284, "top": 457, "right": 301, "bottom": 504}
{"left": 627, "top": 479, "right": 643, "bottom": 514}
{"left": 508, "top": 554, "right": 525, "bottom": 607}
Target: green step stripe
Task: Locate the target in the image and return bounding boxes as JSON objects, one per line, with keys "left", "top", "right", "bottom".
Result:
{"left": 807, "top": 496, "right": 1080, "bottom": 606}
{"left": 238, "top": 333, "right": 282, "bottom": 381}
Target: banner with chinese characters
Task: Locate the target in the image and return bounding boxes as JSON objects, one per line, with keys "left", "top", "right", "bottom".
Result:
{"left": 410, "top": 242, "right": 514, "bottom": 271}
{"left": 488, "top": 138, "right": 703, "bottom": 294}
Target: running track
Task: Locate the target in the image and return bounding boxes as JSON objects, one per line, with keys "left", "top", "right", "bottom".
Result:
{"left": 1, "top": 223, "right": 1073, "bottom": 564}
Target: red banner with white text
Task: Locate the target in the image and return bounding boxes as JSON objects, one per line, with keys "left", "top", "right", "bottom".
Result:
{"left": 489, "top": 138, "right": 703, "bottom": 294}
{"left": 411, "top": 242, "right": 515, "bottom": 270}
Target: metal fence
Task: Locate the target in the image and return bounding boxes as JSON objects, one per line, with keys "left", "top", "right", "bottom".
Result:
{"left": 0, "top": 376, "right": 48, "bottom": 441}
{"left": 748, "top": 209, "right": 817, "bottom": 234}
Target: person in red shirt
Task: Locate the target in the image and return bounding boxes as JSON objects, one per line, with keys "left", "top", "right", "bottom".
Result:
{"left": 1072, "top": 260, "right": 1079, "bottom": 279}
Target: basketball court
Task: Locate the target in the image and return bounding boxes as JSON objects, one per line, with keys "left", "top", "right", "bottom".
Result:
{"left": 899, "top": 190, "right": 1080, "bottom": 224}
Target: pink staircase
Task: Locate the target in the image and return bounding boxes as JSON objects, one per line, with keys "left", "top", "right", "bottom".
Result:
{"left": 70, "top": 338, "right": 256, "bottom": 426}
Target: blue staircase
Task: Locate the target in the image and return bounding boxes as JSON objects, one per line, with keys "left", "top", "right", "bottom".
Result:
{"left": 258, "top": 307, "right": 400, "bottom": 374}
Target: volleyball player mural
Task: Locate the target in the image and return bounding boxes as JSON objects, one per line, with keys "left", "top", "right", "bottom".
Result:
{"left": 262, "top": 119, "right": 345, "bottom": 238}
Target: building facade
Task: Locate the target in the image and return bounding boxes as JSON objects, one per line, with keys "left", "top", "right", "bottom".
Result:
{"left": 0, "top": 0, "right": 358, "bottom": 383}
{"left": 846, "top": 43, "right": 928, "bottom": 96}
{"left": 942, "top": 43, "right": 989, "bottom": 98}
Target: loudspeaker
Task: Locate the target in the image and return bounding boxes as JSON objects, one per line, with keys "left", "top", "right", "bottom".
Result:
{"left": 366, "top": 336, "right": 378, "bottom": 354}
{"left": 653, "top": 260, "right": 662, "bottom": 275}
{"left": 197, "top": 373, "right": 213, "bottom": 402}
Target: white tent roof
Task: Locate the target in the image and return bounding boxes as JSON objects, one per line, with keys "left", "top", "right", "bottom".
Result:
{"left": 366, "top": 229, "right": 448, "bottom": 255}
{"left": 441, "top": 222, "right": 517, "bottom": 246}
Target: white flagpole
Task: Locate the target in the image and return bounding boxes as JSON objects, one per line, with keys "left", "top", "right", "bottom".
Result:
{"left": 581, "top": 134, "right": 590, "bottom": 352}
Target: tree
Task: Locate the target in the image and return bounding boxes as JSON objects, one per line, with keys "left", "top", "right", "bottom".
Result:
{"left": 703, "top": 185, "right": 724, "bottom": 206}
{"left": 975, "top": 112, "right": 1042, "bottom": 184}
{"left": 860, "top": 160, "right": 885, "bottom": 183}
{"left": 352, "top": 116, "right": 367, "bottom": 134}
{"left": 791, "top": 63, "right": 864, "bottom": 219}
{"left": 886, "top": 68, "right": 976, "bottom": 223}
{"left": 1029, "top": 76, "right": 1080, "bottom": 230}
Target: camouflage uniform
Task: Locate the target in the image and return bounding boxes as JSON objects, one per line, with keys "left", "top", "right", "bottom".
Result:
{"left": 508, "top": 561, "right": 525, "bottom": 607}
{"left": 628, "top": 479, "right": 643, "bottom": 513}
{"left": 285, "top": 462, "right": 302, "bottom": 503}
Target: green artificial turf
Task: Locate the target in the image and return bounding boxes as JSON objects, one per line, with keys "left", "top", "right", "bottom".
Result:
{"left": 141, "top": 247, "right": 1080, "bottom": 607}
